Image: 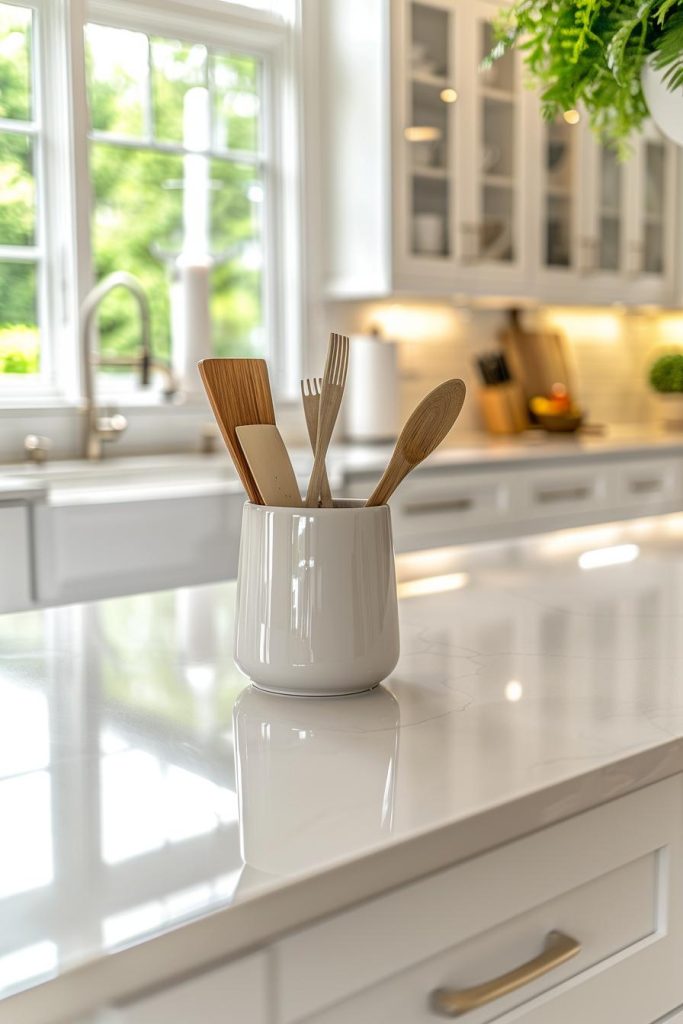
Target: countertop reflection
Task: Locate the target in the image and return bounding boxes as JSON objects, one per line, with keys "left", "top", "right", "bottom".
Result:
{"left": 4, "top": 512, "right": 683, "bottom": 1018}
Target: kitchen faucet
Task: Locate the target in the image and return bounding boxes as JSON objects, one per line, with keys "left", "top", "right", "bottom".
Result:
{"left": 81, "top": 271, "right": 179, "bottom": 460}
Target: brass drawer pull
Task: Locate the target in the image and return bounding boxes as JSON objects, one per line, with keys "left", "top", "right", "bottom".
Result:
{"left": 535, "top": 485, "right": 590, "bottom": 504}
{"left": 430, "top": 930, "right": 581, "bottom": 1017}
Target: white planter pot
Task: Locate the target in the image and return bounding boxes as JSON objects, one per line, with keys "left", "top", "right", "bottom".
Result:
{"left": 654, "top": 393, "right": 683, "bottom": 431}
{"left": 642, "top": 59, "right": 683, "bottom": 146}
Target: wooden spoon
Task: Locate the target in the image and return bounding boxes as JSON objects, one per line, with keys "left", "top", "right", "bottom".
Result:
{"left": 366, "top": 379, "right": 466, "bottom": 507}
{"left": 198, "top": 358, "right": 275, "bottom": 503}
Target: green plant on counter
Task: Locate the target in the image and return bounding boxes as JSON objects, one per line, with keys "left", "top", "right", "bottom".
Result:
{"left": 487, "top": 0, "right": 683, "bottom": 151}
{"left": 649, "top": 353, "right": 683, "bottom": 392}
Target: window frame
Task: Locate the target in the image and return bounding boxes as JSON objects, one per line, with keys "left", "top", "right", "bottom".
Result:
{"left": 0, "top": 0, "right": 303, "bottom": 419}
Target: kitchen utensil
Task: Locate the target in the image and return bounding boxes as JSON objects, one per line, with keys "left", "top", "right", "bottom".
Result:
{"left": 235, "top": 424, "right": 303, "bottom": 508}
{"left": 366, "top": 379, "right": 466, "bottom": 507}
{"left": 198, "top": 358, "right": 275, "bottom": 504}
{"left": 301, "top": 377, "right": 333, "bottom": 506}
{"left": 234, "top": 500, "right": 399, "bottom": 695}
{"left": 305, "top": 333, "right": 349, "bottom": 508}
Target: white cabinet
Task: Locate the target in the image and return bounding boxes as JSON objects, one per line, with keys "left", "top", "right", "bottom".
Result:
{"left": 345, "top": 451, "right": 683, "bottom": 552}
{"left": 33, "top": 492, "right": 243, "bottom": 605}
{"left": 0, "top": 504, "right": 32, "bottom": 612}
{"left": 113, "top": 953, "right": 269, "bottom": 1024}
{"left": 274, "top": 777, "right": 683, "bottom": 1024}
{"left": 317, "top": 0, "right": 680, "bottom": 304}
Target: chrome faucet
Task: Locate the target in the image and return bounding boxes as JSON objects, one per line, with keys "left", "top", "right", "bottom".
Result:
{"left": 81, "top": 271, "right": 179, "bottom": 460}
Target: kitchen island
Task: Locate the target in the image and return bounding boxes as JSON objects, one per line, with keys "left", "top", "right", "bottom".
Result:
{"left": 4, "top": 513, "right": 683, "bottom": 1023}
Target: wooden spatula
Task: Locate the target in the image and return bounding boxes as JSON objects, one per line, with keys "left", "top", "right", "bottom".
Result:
{"left": 366, "top": 379, "right": 466, "bottom": 507}
{"left": 198, "top": 358, "right": 275, "bottom": 503}
{"left": 236, "top": 425, "right": 303, "bottom": 508}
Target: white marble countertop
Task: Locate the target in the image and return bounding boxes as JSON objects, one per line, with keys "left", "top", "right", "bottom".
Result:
{"left": 1, "top": 426, "right": 682, "bottom": 505}
{"left": 4, "top": 512, "right": 683, "bottom": 1022}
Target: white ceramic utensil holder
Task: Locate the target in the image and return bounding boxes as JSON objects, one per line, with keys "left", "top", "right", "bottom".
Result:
{"left": 234, "top": 499, "right": 400, "bottom": 696}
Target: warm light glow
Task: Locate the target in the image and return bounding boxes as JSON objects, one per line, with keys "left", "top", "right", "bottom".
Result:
{"left": 505, "top": 680, "right": 523, "bottom": 702}
{"left": 397, "top": 572, "right": 469, "bottom": 598}
{"left": 440, "top": 88, "right": 458, "bottom": 103}
{"left": 563, "top": 109, "right": 580, "bottom": 124}
{"left": 365, "top": 301, "right": 461, "bottom": 342}
{"left": 578, "top": 544, "right": 639, "bottom": 570}
{"left": 539, "top": 525, "right": 621, "bottom": 559}
{"left": 404, "top": 125, "right": 442, "bottom": 142}
{"left": 542, "top": 308, "right": 621, "bottom": 344}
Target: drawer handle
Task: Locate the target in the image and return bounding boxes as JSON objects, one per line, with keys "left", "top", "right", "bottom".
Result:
{"left": 430, "top": 930, "right": 581, "bottom": 1018}
{"left": 629, "top": 478, "right": 662, "bottom": 494}
{"left": 403, "top": 498, "right": 474, "bottom": 516}
{"left": 535, "top": 486, "right": 590, "bottom": 504}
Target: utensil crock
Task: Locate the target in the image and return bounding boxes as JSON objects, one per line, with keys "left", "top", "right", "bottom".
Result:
{"left": 234, "top": 499, "right": 400, "bottom": 696}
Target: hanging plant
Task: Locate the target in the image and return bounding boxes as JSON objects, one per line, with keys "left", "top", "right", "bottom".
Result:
{"left": 486, "top": 0, "right": 683, "bottom": 151}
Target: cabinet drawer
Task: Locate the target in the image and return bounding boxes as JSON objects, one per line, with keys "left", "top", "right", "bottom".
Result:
{"left": 522, "top": 467, "right": 610, "bottom": 519}
{"left": 614, "top": 457, "right": 682, "bottom": 512}
{"left": 347, "top": 470, "right": 511, "bottom": 551}
{"left": 275, "top": 777, "right": 683, "bottom": 1024}
{"left": 113, "top": 952, "right": 269, "bottom": 1024}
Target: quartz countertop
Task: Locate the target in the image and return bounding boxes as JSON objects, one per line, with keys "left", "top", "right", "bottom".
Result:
{"left": 4, "top": 512, "right": 683, "bottom": 1022}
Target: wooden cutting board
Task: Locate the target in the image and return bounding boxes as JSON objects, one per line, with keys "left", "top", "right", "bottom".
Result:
{"left": 500, "top": 322, "right": 574, "bottom": 402}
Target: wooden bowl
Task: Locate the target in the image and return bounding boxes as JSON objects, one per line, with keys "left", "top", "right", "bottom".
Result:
{"left": 536, "top": 411, "right": 584, "bottom": 433}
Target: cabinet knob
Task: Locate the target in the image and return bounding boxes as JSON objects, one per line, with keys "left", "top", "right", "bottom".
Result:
{"left": 430, "top": 930, "right": 581, "bottom": 1017}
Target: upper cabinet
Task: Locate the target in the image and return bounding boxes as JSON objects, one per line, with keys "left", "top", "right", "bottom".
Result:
{"left": 316, "top": 0, "right": 680, "bottom": 305}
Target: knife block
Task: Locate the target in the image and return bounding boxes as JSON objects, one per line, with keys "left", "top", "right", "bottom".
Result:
{"left": 478, "top": 382, "right": 528, "bottom": 435}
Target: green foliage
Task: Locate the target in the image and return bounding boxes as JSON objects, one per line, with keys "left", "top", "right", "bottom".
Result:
{"left": 0, "top": 325, "right": 39, "bottom": 373}
{"left": 489, "top": 0, "right": 683, "bottom": 150}
{"left": 649, "top": 353, "right": 683, "bottom": 391}
{"left": 0, "top": 14, "right": 264, "bottom": 375}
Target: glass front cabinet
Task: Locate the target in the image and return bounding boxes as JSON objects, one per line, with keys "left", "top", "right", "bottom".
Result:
{"left": 319, "top": 0, "right": 680, "bottom": 304}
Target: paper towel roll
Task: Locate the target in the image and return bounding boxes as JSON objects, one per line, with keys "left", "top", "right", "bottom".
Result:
{"left": 171, "top": 259, "right": 212, "bottom": 396}
{"left": 345, "top": 334, "right": 400, "bottom": 442}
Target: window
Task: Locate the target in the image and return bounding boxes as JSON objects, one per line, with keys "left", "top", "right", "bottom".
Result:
{"left": 0, "top": 0, "right": 300, "bottom": 418}
{"left": 0, "top": 3, "right": 41, "bottom": 378}
{"left": 85, "top": 23, "right": 267, "bottom": 374}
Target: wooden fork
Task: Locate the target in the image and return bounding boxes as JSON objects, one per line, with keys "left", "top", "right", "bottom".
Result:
{"left": 305, "top": 333, "right": 349, "bottom": 508}
{"left": 301, "top": 377, "right": 333, "bottom": 507}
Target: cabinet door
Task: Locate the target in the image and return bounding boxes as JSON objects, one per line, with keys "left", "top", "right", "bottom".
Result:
{"left": 537, "top": 112, "right": 585, "bottom": 291}
{"left": 624, "top": 125, "right": 678, "bottom": 303}
{"left": 0, "top": 504, "right": 32, "bottom": 612}
{"left": 465, "top": 2, "right": 528, "bottom": 285}
{"left": 396, "top": 0, "right": 459, "bottom": 280}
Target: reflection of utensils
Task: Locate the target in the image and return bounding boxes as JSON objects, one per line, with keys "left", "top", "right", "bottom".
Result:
{"left": 414, "top": 213, "right": 446, "bottom": 255}
{"left": 233, "top": 685, "right": 400, "bottom": 875}
{"left": 480, "top": 221, "right": 512, "bottom": 261}
{"left": 481, "top": 144, "right": 501, "bottom": 173}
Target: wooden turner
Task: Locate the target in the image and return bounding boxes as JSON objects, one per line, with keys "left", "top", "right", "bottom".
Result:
{"left": 366, "top": 379, "right": 466, "bottom": 507}
{"left": 236, "top": 425, "right": 303, "bottom": 508}
{"left": 198, "top": 358, "right": 275, "bottom": 503}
